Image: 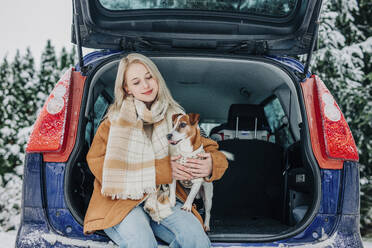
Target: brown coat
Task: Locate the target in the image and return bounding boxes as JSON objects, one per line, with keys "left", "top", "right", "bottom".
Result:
{"left": 83, "top": 119, "right": 228, "bottom": 234}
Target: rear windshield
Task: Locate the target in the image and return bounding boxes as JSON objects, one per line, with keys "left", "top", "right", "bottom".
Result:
{"left": 99, "top": 0, "right": 297, "bottom": 17}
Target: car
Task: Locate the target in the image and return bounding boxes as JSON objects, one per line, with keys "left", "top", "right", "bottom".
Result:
{"left": 16, "top": 0, "right": 363, "bottom": 247}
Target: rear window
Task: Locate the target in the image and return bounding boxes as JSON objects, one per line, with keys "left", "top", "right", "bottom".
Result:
{"left": 99, "top": 0, "right": 297, "bottom": 17}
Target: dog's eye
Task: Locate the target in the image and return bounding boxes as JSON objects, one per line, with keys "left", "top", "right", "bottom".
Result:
{"left": 180, "top": 123, "right": 186, "bottom": 128}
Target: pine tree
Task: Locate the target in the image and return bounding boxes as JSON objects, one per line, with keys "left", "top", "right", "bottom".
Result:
{"left": 59, "top": 47, "right": 69, "bottom": 71}
{"left": 0, "top": 51, "right": 23, "bottom": 174}
{"left": 21, "top": 48, "right": 38, "bottom": 126}
{"left": 0, "top": 57, "right": 11, "bottom": 125}
{"left": 59, "top": 46, "right": 77, "bottom": 72}
{"left": 0, "top": 57, "right": 12, "bottom": 175}
{"left": 68, "top": 46, "right": 77, "bottom": 68}
{"left": 37, "top": 40, "right": 59, "bottom": 110}
{"left": 0, "top": 48, "right": 37, "bottom": 176}
{"left": 0, "top": 54, "right": 24, "bottom": 230}
{"left": 17, "top": 48, "right": 38, "bottom": 164}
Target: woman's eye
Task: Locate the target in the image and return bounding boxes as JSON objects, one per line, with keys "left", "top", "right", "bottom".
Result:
{"left": 133, "top": 81, "right": 140, "bottom": 85}
{"left": 146, "top": 75, "right": 152, "bottom": 79}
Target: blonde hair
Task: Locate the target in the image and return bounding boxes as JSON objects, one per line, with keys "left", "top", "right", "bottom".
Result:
{"left": 106, "top": 53, "right": 184, "bottom": 120}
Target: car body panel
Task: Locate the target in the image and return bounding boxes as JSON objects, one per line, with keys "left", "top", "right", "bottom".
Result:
{"left": 72, "top": 0, "right": 322, "bottom": 55}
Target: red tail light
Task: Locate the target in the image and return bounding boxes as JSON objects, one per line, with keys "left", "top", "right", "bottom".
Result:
{"left": 27, "top": 69, "right": 72, "bottom": 153}
{"left": 27, "top": 68, "right": 86, "bottom": 162}
{"left": 301, "top": 76, "right": 359, "bottom": 169}
{"left": 315, "top": 76, "right": 359, "bottom": 161}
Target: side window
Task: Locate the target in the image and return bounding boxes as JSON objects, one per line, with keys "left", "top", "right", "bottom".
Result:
{"left": 85, "top": 92, "right": 111, "bottom": 145}
{"left": 264, "top": 97, "right": 294, "bottom": 148}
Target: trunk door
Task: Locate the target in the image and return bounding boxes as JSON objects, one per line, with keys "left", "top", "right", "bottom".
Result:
{"left": 72, "top": 0, "right": 322, "bottom": 55}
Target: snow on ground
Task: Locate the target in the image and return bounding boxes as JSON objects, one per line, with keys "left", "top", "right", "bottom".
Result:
{"left": 0, "top": 231, "right": 16, "bottom": 248}
{"left": 364, "top": 240, "right": 372, "bottom": 248}
{"left": 1, "top": 230, "right": 371, "bottom": 248}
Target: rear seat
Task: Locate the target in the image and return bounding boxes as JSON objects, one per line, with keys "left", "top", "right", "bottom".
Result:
{"left": 212, "top": 139, "right": 284, "bottom": 220}
{"left": 210, "top": 104, "right": 284, "bottom": 221}
{"left": 210, "top": 104, "right": 272, "bottom": 142}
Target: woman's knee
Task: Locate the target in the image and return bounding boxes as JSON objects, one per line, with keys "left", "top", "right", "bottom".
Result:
{"left": 106, "top": 224, "right": 158, "bottom": 248}
{"left": 105, "top": 206, "right": 158, "bottom": 248}
{"left": 164, "top": 203, "right": 211, "bottom": 248}
{"left": 174, "top": 229, "right": 211, "bottom": 248}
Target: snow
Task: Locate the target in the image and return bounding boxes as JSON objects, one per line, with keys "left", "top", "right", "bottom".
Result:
{"left": 0, "top": 171, "right": 22, "bottom": 232}
{"left": 0, "top": 229, "right": 371, "bottom": 248}
{"left": 0, "top": 231, "right": 16, "bottom": 248}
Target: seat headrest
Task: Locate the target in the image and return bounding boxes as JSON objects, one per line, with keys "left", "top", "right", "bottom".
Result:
{"left": 227, "top": 104, "right": 270, "bottom": 131}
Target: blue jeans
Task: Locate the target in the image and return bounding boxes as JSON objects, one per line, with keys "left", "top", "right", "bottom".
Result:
{"left": 104, "top": 201, "right": 211, "bottom": 248}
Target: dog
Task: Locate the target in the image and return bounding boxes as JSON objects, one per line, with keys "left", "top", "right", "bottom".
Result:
{"left": 167, "top": 113, "right": 214, "bottom": 231}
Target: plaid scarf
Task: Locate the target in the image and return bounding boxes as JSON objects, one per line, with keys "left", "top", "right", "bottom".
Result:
{"left": 102, "top": 95, "right": 183, "bottom": 222}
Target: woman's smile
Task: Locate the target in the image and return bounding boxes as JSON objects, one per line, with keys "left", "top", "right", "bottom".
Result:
{"left": 143, "top": 89, "right": 153, "bottom": 95}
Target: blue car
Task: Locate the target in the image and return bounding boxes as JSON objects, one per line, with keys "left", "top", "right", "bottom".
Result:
{"left": 16, "top": 0, "right": 363, "bottom": 247}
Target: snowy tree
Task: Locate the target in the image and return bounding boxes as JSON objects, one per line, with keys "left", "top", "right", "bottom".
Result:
{"left": 0, "top": 51, "right": 28, "bottom": 231}
{"left": 0, "top": 51, "right": 24, "bottom": 174}
{"left": 0, "top": 49, "right": 37, "bottom": 175}
{"left": 37, "top": 39, "right": 60, "bottom": 110}
{"left": 59, "top": 46, "right": 76, "bottom": 71}
{"left": 0, "top": 57, "right": 12, "bottom": 174}
{"left": 0, "top": 57, "right": 11, "bottom": 126}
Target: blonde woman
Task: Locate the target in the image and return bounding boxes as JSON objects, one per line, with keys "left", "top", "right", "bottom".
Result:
{"left": 83, "top": 53, "right": 228, "bottom": 248}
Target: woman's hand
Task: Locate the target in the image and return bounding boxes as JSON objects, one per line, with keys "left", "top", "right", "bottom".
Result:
{"left": 171, "top": 155, "right": 193, "bottom": 180}
{"left": 184, "top": 153, "right": 213, "bottom": 179}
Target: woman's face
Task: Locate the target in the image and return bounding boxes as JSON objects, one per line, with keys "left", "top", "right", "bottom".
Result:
{"left": 124, "top": 62, "right": 159, "bottom": 105}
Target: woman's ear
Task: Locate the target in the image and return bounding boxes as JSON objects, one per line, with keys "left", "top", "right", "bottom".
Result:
{"left": 124, "top": 85, "right": 132, "bottom": 95}
{"left": 188, "top": 113, "right": 200, "bottom": 125}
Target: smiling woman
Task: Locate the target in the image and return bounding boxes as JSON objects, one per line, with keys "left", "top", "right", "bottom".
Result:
{"left": 98, "top": 0, "right": 297, "bottom": 17}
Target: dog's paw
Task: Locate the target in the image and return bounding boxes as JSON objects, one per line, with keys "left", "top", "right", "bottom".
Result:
{"left": 204, "top": 224, "right": 210, "bottom": 232}
{"left": 181, "top": 203, "right": 192, "bottom": 212}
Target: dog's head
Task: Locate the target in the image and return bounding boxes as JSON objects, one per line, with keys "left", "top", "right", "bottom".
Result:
{"left": 167, "top": 113, "right": 200, "bottom": 145}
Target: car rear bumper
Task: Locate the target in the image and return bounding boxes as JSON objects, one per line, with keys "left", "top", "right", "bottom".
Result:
{"left": 16, "top": 214, "right": 362, "bottom": 248}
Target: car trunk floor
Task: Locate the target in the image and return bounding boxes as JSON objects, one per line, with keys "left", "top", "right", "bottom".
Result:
{"left": 208, "top": 216, "right": 290, "bottom": 235}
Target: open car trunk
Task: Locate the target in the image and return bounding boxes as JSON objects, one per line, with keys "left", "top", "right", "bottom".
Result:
{"left": 65, "top": 54, "right": 317, "bottom": 241}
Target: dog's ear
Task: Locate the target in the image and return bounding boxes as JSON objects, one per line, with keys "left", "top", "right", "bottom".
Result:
{"left": 172, "top": 113, "right": 183, "bottom": 123}
{"left": 188, "top": 113, "right": 200, "bottom": 125}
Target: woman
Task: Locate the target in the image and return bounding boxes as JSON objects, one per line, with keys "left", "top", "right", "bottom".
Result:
{"left": 83, "top": 53, "right": 228, "bottom": 248}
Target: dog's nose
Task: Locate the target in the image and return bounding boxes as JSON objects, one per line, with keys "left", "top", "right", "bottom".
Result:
{"left": 167, "top": 134, "right": 172, "bottom": 140}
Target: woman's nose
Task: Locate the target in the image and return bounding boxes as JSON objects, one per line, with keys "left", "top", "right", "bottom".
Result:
{"left": 142, "top": 80, "right": 150, "bottom": 89}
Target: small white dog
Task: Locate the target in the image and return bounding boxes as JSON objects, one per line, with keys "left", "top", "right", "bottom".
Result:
{"left": 167, "top": 113, "right": 214, "bottom": 231}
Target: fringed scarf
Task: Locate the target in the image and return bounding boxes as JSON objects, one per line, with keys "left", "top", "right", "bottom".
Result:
{"left": 102, "top": 95, "right": 183, "bottom": 223}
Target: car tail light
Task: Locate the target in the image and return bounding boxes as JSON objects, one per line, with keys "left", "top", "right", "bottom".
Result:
{"left": 26, "top": 69, "right": 72, "bottom": 153}
{"left": 301, "top": 75, "right": 359, "bottom": 169}
{"left": 315, "top": 76, "right": 359, "bottom": 161}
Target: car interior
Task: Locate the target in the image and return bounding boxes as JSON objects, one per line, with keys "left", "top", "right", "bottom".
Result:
{"left": 66, "top": 56, "right": 315, "bottom": 238}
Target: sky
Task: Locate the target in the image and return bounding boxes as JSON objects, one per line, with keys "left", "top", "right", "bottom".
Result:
{"left": 0, "top": 0, "right": 88, "bottom": 66}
